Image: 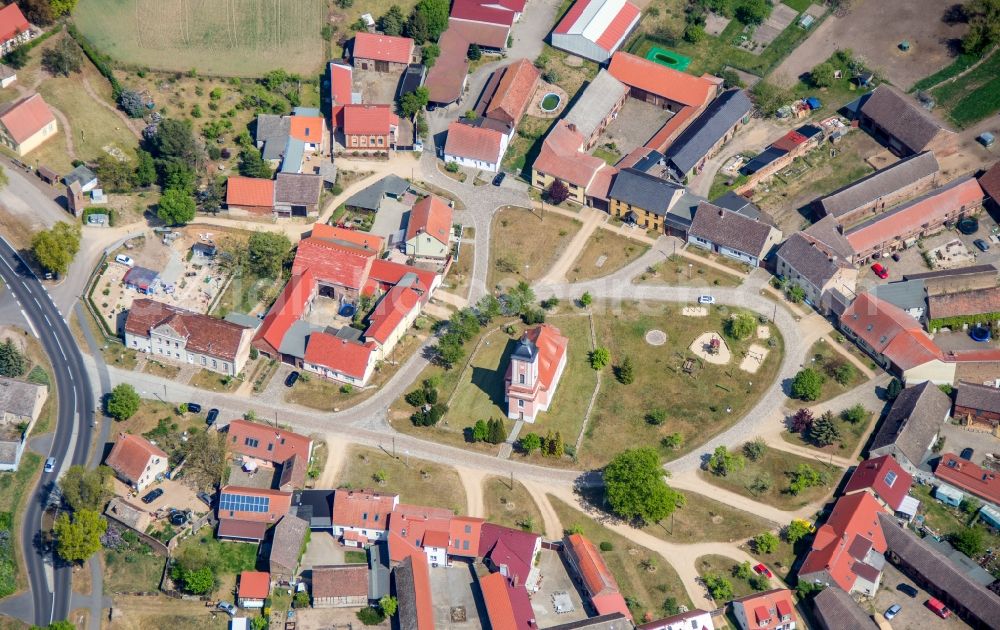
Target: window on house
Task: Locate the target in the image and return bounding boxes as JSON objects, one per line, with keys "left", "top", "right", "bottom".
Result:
{"left": 267, "top": 443, "right": 274, "bottom": 451}
{"left": 362, "top": 512, "right": 368, "bottom": 521}
{"left": 374, "top": 514, "right": 379, "bottom": 522}
{"left": 884, "top": 471, "right": 897, "bottom": 487}
{"left": 245, "top": 437, "right": 260, "bottom": 448}
{"left": 463, "top": 540, "right": 470, "bottom": 550}
{"left": 519, "top": 374, "right": 525, "bottom": 384}
{"left": 518, "top": 399, "right": 524, "bottom": 408}
{"left": 212, "top": 359, "right": 218, "bottom": 368}
{"left": 464, "top": 525, "right": 471, "bottom": 533}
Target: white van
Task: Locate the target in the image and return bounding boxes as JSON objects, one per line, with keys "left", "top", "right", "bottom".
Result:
{"left": 114, "top": 254, "right": 134, "bottom": 267}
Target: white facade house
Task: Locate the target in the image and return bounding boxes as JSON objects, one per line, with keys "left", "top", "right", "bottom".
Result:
{"left": 443, "top": 120, "right": 509, "bottom": 173}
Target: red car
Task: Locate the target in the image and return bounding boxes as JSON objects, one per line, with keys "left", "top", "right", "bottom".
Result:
{"left": 871, "top": 263, "right": 889, "bottom": 279}
{"left": 925, "top": 597, "right": 951, "bottom": 619}
{"left": 753, "top": 563, "right": 773, "bottom": 579}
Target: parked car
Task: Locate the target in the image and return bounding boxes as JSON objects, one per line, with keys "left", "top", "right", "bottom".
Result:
{"left": 169, "top": 510, "right": 187, "bottom": 526}
{"left": 43, "top": 457, "right": 56, "bottom": 473}
{"left": 926, "top": 598, "right": 951, "bottom": 619}
{"left": 975, "top": 238, "right": 991, "bottom": 252}
{"left": 752, "top": 563, "right": 773, "bottom": 579}
{"left": 205, "top": 408, "right": 219, "bottom": 427}
{"left": 884, "top": 604, "right": 901, "bottom": 620}
{"left": 871, "top": 263, "right": 889, "bottom": 279}
{"left": 141, "top": 488, "right": 164, "bottom": 504}
{"left": 114, "top": 254, "right": 134, "bottom": 267}
{"left": 285, "top": 371, "right": 300, "bottom": 387}
{"left": 186, "top": 403, "right": 202, "bottom": 414}
{"left": 961, "top": 447, "right": 975, "bottom": 461}
{"left": 197, "top": 492, "right": 213, "bottom": 507}
{"left": 897, "top": 583, "right": 918, "bottom": 598}
{"left": 891, "top": 252, "right": 901, "bottom": 262}
{"left": 698, "top": 295, "right": 715, "bottom": 305}
{"left": 217, "top": 602, "right": 237, "bottom": 616}
{"left": 492, "top": 172, "right": 506, "bottom": 186}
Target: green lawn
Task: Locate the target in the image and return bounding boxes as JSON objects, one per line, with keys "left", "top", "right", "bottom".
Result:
{"left": 502, "top": 115, "right": 557, "bottom": 178}
{"left": 483, "top": 477, "right": 543, "bottom": 534}
{"left": 0, "top": 454, "right": 41, "bottom": 596}
{"left": 635, "top": 254, "right": 743, "bottom": 288}
{"left": 782, "top": 0, "right": 813, "bottom": 11}
{"left": 592, "top": 147, "right": 621, "bottom": 166}
{"left": 337, "top": 446, "right": 466, "bottom": 514}
{"left": 104, "top": 546, "right": 166, "bottom": 594}
{"left": 344, "top": 550, "right": 367, "bottom": 564}
{"left": 794, "top": 339, "right": 869, "bottom": 405}
{"left": 700, "top": 449, "right": 841, "bottom": 511}
{"left": 931, "top": 49, "right": 1000, "bottom": 127}
{"left": 696, "top": 554, "right": 767, "bottom": 599}
{"left": 580, "top": 301, "right": 783, "bottom": 469}
{"left": 910, "top": 484, "right": 1000, "bottom": 556}
{"left": 173, "top": 534, "right": 259, "bottom": 596}
{"left": 548, "top": 495, "right": 693, "bottom": 621}
{"left": 782, "top": 401, "right": 875, "bottom": 457}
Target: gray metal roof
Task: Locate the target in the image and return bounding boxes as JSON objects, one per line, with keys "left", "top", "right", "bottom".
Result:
{"left": 563, "top": 69, "right": 628, "bottom": 141}
{"left": 292, "top": 106, "right": 321, "bottom": 117}
{"left": 278, "top": 320, "right": 322, "bottom": 359}
{"left": 666, "top": 190, "right": 705, "bottom": 230}
{"left": 817, "top": 151, "right": 939, "bottom": 219}
{"left": 256, "top": 115, "right": 291, "bottom": 161}
{"left": 928, "top": 538, "right": 996, "bottom": 586}
{"left": 608, "top": 168, "right": 684, "bottom": 216}
{"left": 63, "top": 164, "right": 97, "bottom": 187}
{"left": 871, "top": 280, "right": 927, "bottom": 315}
{"left": 345, "top": 175, "right": 410, "bottom": 211}
{"left": 776, "top": 232, "right": 851, "bottom": 290}
{"left": 549, "top": 613, "right": 631, "bottom": 630}
{"left": 512, "top": 336, "right": 537, "bottom": 361}
{"left": 664, "top": 89, "right": 752, "bottom": 179}
{"left": 369, "top": 541, "right": 391, "bottom": 600}
{"left": 223, "top": 312, "right": 261, "bottom": 330}
{"left": 280, "top": 138, "right": 305, "bottom": 173}
{"left": 712, "top": 190, "right": 765, "bottom": 221}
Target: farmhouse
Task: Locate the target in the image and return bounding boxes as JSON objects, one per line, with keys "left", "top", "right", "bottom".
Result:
{"left": 0, "top": 4, "right": 31, "bottom": 54}
{"left": 857, "top": 85, "right": 957, "bottom": 157}
{"left": 124, "top": 299, "right": 254, "bottom": 377}
{"left": 405, "top": 194, "right": 452, "bottom": 260}
{"left": 476, "top": 59, "right": 540, "bottom": 128}
{"left": 843, "top": 455, "right": 917, "bottom": 518}
{"left": 105, "top": 433, "right": 169, "bottom": 492}
{"left": 774, "top": 232, "right": 858, "bottom": 313}
{"left": 302, "top": 332, "right": 377, "bottom": 386}
{"left": 562, "top": 69, "right": 629, "bottom": 151}
{"left": 312, "top": 565, "right": 370, "bottom": 608}
{"left": 562, "top": 533, "right": 631, "bottom": 619}
{"left": 226, "top": 176, "right": 275, "bottom": 216}
{"left": 532, "top": 121, "right": 616, "bottom": 208}
{"left": 344, "top": 174, "right": 410, "bottom": 213}
{"left": 954, "top": 381, "right": 1000, "bottom": 431}
{"left": 0, "top": 93, "right": 56, "bottom": 156}
{"left": 254, "top": 109, "right": 329, "bottom": 174}
{"left": 687, "top": 202, "right": 782, "bottom": 267}
{"left": 731, "top": 589, "right": 798, "bottom": 630}
{"left": 341, "top": 104, "right": 399, "bottom": 150}
{"left": 811, "top": 586, "right": 879, "bottom": 630}
{"left": 937, "top": 453, "right": 1000, "bottom": 508}
{"left": 217, "top": 486, "right": 293, "bottom": 542}
{"left": 868, "top": 381, "right": 951, "bottom": 474}
{"left": 332, "top": 489, "right": 399, "bottom": 545}
{"left": 0, "top": 376, "right": 46, "bottom": 472}
{"left": 550, "top": 0, "right": 641, "bottom": 63}
{"left": 443, "top": 119, "right": 509, "bottom": 173}
{"left": 351, "top": 32, "right": 414, "bottom": 72}
{"left": 226, "top": 419, "right": 313, "bottom": 490}
{"left": 504, "top": 324, "right": 569, "bottom": 423}
{"left": 662, "top": 89, "right": 752, "bottom": 182}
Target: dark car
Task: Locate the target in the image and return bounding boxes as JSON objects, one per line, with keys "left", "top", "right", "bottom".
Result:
{"left": 197, "top": 492, "right": 214, "bottom": 507}
{"left": 141, "top": 488, "right": 164, "bottom": 504}
{"left": 285, "top": 371, "right": 300, "bottom": 387}
{"left": 492, "top": 172, "right": 506, "bottom": 186}
{"left": 975, "top": 239, "right": 991, "bottom": 252}
{"left": 891, "top": 253, "right": 901, "bottom": 262}
{"left": 961, "top": 447, "right": 975, "bottom": 461}
{"left": 169, "top": 510, "right": 187, "bottom": 526}
{"left": 897, "top": 583, "right": 919, "bottom": 598}
{"left": 187, "top": 403, "right": 202, "bottom": 414}
{"left": 205, "top": 408, "right": 219, "bottom": 427}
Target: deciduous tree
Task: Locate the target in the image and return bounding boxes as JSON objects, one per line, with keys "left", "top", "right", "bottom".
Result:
{"left": 589, "top": 347, "right": 610, "bottom": 370}
{"left": 106, "top": 383, "right": 140, "bottom": 421}
{"left": 31, "top": 221, "right": 81, "bottom": 275}
{"left": 42, "top": 37, "right": 82, "bottom": 77}
{"left": 156, "top": 188, "right": 197, "bottom": 225}
{"left": 708, "top": 446, "right": 745, "bottom": 476}
{"left": 784, "top": 519, "right": 812, "bottom": 543}
{"left": 603, "top": 447, "right": 685, "bottom": 525}
{"left": 247, "top": 232, "right": 292, "bottom": 279}
{"left": 546, "top": 179, "right": 569, "bottom": 204}
{"left": 753, "top": 531, "right": 779, "bottom": 554}
{"left": 59, "top": 466, "right": 112, "bottom": 512}
{"left": 791, "top": 368, "right": 824, "bottom": 401}
{"left": 53, "top": 509, "right": 107, "bottom": 563}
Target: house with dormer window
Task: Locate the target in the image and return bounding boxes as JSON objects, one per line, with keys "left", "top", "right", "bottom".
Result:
{"left": 331, "top": 489, "right": 399, "bottom": 547}
{"left": 732, "top": 589, "right": 798, "bottom": 630}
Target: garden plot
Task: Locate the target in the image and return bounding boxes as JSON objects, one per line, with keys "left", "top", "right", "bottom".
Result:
{"left": 750, "top": 3, "right": 799, "bottom": 48}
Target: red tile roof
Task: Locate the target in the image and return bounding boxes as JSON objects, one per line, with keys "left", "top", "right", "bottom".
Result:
{"left": 238, "top": 571, "right": 270, "bottom": 600}
{"left": 368, "top": 259, "right": 438, "bottom": 298}
{"left": 478, "top": 523, "right": 539, "bottom": 583}
{"left": 342, "top": 104, "right": 399, "bottom": 136}
{"left": 292, "top": 236, "right": 376, "bottom": 290}
{"left": 329, "top": 62, "right": 353, "bottom": 125}
{"left": 218, "top": 518, "right": 268, "bottom": 541}
{"left": 564, "top": 534, "right": 631, "bottom": 619}
{"left": 365, "top": 285, "right": 421, "bottom": 345}
{"left": 444, "top": 120, "right": 505, "bottom": 165}
{"left": 403, "top": 554, "right": 435, "bottom": 630}
{"left": 0, "top": 93, "right": 55, "bottom": 145}
{"left": 253, "top": 269, "right": 314, "bottom": 356}
{"left": 936, "top": 452, "right": 1000, "bottom": 505}
{"left": 644, "top": 105, "right": 696, "bottom": 152}
{"left": 451, "top": 0, "right": 516, "bottom": 26}
{"left": 980, "top": 161, "right": 1000, "bottom": 204}
{"left": 424, "top": 29, "right": 471, "bottom": 103}
{"left": 485, "top": 59, "right": 539, "bottom": 126}
{"left": 289, "top": 116, "right": 324, "bottom": 144}
{"left": 446, "top": 15, "right": 511, "bottom": 49}
{"left": 303, "top": 332, "right": 375, "bottom": 380}
{"left": 388, "top": 503, "right": 454, "bottom": 562}
{"left": 733, "top": 589, "right": 797, "bottom": 630}
{"left": 312, "top": 564, "right": 369, "bottom": 599}
{"left": 480, "top": 572, "right": 518, "bottom": 630}
{"left": 841, "top": 293, "right": 942, "bottom": 371}
{"left": 608, "top": 52, "right": 715, "bottom": 108}
{"left": 332, "top": 489, "right": 398, "bottom": 530}
{"left": 534, "top": 121, "right": 605, "bottom": 188}
{"left": 844, "top": 455, "right": 913, "bottom": 511}
{"left": 407, "top": 195, "right": 453, "bottom": 246}
{"left": 125, "top": 298, "right": 250, "bottom": 362}
{"left": 352, "top": 32, "right": 414, "bottom": 64}
{"left": 589, "top": 165, "right": 617, "bottom": 202}
{"left": 218, "top": 486, "right": 292, "bottom": 523}
{"left": 528, "top": 324, "right": 568, "bottom": 392}
{"left": 772, "top": 129, "right": 810, "bottom": 152}
{"left": 449, "top": 516, "right": 484, "bottom": 558}
{"left": 105, "top": 433, "right": 167, "bottom": 483}
{"left": 312, "top": 223, "right": 384, "bottom": 252}
{"left": 595, "top": 2, "right": 641, "bottom": 53}
{"left": 226, "top": 176, "right": 274, "bottom": 208}
{"left": 556, "top": 0, "right": 641, "bottom": 52}
{"left": 0, "top": 4, "right": 28, "bottom": 44}
{"left": 799, "top": 492, "right": 888, "bottom": 592}
{"left": 226, "top": 419, "right": 312, "bottom": 467}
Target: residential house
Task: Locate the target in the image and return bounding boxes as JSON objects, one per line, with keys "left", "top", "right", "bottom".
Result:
{"left": 302, "top": 332, "right": 378, "bottom": 386}
{"left": 217, "top": 486, "right": 293, "bottom": 542}
{"left": 237, "top": 571, "right": 270, "bottom": 608}
{"left": 394, "top": 554, "right": 434, "bottom": 630}
{"left": 532, "top": 120, "right": 616, "bottom": 208}
{"left": 274, "top": 173, "right": 323, "bottom": 217}
{"left": 0, "top": 93, "right": 56, "bottom": 156}
{"left": 63, "top": 164, "right": 98, "bottom": 193}
{"left": 443, "top": 119, "right": 509, "bottom": 172}
{"left": 364, "top": 285, "right": 422, "bottom": 360}
{"left": 388, "top": 503, "right": 460, "bottom": 565}
{"left": 105, "top": 433, "right": 169, "bottom": 492}
{"left": 738, "top": 124, "right": 824, "bottom": 193}
{"left": 662, "top": 89, "right": 752, "bottom": 182}
{"left": 843, "top": 455, "right": 919, "bottom": 519}
{"left": 637, "top": 609, "right": 715, "bottom": 630}
{"left": 879, "top": 511, "right": 1000, "bottom": 628}
{"left": 343, "top": 174, "right": 410, "bottom": 213}
{"left": 731, "top": 589, "right": 798, "bottom": 630}
{"left": 798, "top": 492, "right": 888, "bottom": 596}
{"left": 505, "top": 324, "right": 569, "bottom": 422}
{"left": 328, "top": 61, "right": 357, "bottom": 130}
{"left": 268, "top": 514, "right": 309, "bottom": 583}
{"left": 225, "top": 420, "right": 314, "bottom": 490}
{"left": 928, "top": 284, "right": 1000, "bottom": 330}
{"left": 332, "top": 489, "right": 399, "bottom": 546}
{"left": 687, "top": 202, "right": 783, "bottom": 267}
{"left": 351, "top": 33, "right": 414, "bottom": 72}
{"left": 341, "top": 104, "right": 399, "bottom": 151}
{"left": 0, "top": 4, "right": 31, "bottom": 54}
{"left": 980, "top": 161, "right": 1000, "bottom": 212}
{"left": 477, "top": 58, "right": 540, "bottom": 128}
{"left": 871, "top": 279, "right": 928, "bottom": 323}
{"left": 608, "top": 167, "right": 685, "bottom": 233}
{"left": 562, "top": 69, "right": 629, "bottom": 150}
{"left": 254, "top": 109, "right": 329, "bottom": 175}
{"left": 0, "top": 377, "right": 46, "bottom": 472}
{"left": 774, "top": 232, "right": 858, "bottom": 312}
{"left": 811, "top": 585, "right": 879, "bottom": 630}
{"left": 858, "top": 85, "right": 957, "bottom": 157}
{"left": 405, "top": 195, "right": 452, "bottom": 260}
{"left": 478, "top": 523, "right": 542, "bottom": 589}
{"left": 562, "top": 534, "right": 631, "bottom": 620}
{"left": 935, "top": 453, "right": 1000, "bottom": 507}
{"left": 226, "top": 176, "right": 275, "bottom": 216}
{"left": 868, "top": 381, "right": 951, "bottom": 474}
{"left": 124, "top": 299, "right": 254, "bottom": 377}
{"left": 813, "top": 151, "right": 939, "bottom": 226}
{"left": 954, "top": 381, "right": 1000, "bottom": 432}
{"left": 312, "top": 564, "right": 369, "bottom": 608}
{"left": 550, "top": 0, "right": 641, "bottom": 63}
{"left": 845, "top": 175, "right": 984, "bottom": 263}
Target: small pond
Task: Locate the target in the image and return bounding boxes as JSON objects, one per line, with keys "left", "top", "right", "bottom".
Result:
{"left": 540, "top": 92, "right": 561, "bottom": 112}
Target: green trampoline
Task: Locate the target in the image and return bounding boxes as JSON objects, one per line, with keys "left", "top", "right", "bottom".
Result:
{"left": 645, "top": 47, "right": 691, "bottom": 72}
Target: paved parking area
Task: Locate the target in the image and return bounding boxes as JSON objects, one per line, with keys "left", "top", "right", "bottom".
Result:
{"left": 428, "top": 562, "right": 482, "bottom": 629}
{"left": 600, "top": 99, "right": 672, "bottom": 159}
{"left": 113, "top": 477, "right": 204, "bottom": 514}
{"left": 867, "top": 563, "right": 961, "bottom": 630}
{"left": 532, "top": 549, "right": 587, "bottom": 627}
{"left": 356, "top": 68, "right": 403, "bottom": 105}
{"left": 299, "top": 531, "right": 347, "bottom": 571}
{"left": 938, "top": 421, "right": 1000, "bottom": 467}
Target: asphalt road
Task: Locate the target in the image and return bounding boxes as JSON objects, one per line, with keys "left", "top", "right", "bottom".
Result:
{"left": 0, "top": 238, "right": 95, "bottom": 626}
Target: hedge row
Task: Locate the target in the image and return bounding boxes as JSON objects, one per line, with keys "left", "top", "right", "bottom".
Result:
{"left": 929, "top": 312, "right": 1000, "bottom": 331}
{"left": 66, "top": 23, "right": 122, "bottom": 98}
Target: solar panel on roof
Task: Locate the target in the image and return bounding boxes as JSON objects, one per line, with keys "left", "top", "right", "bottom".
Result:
{"left": 220, "top": 492, "right": 271, "bottom": 513}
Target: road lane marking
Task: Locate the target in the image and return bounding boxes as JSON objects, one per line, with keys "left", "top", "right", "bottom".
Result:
{"left": 20, "top": 310, "right": 39, "bottom": 337}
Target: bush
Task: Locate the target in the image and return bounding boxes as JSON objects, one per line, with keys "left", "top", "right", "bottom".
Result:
{"left": 703, "top": 574, "right": 733, "bottom": 601}
{"left": 753, "top": 531, "right": 779, "bottom": 554}
{"left": 952, "top": 527, "right": 986, "bottom": 557}
{"left": 726, "top": 313, "right": 756, "bottom": 340}
{"left": 445, "top": 161, "right": 459, "bottom": 173}
{"left": 589, "top": 347, "right": 610, "bottom": 370}
{"left": 356, "top": 606, "right": 386, "bottom": 625}
{"left": 661, "top": 432, "right": 683, "bottom": 450}
{"left": 599, "top": 541, "right": 613, "bottom": 552}
{"left": 646, "top": 408, "right": 667, "bottom": 426}
{"left": 789, "top": 408, "right": 814, "bottom": 433}
{"left": 840, "top": 404, "right": 868, "bottom": 425}
{"left": 790, "top": 368, "right": 824, "bottom": 401}
{"left": 742, "top": 438, "right": 767, "bottom": 461}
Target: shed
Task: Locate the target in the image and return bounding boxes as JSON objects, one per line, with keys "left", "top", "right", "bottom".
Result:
{"left": 934, "top": 483, "right": 963, "bottom": 507}
{"left": 123, "top": 266, "right": 159, "bottom": 294}
{"left": 36, "top": 165, "right": 58, "bottom": 185}
{"left": 980, "top": 504, "right": 1000, "bottom": 529}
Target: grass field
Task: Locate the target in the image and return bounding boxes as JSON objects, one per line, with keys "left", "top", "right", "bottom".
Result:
{"left": 488, "top": 206, "right": 581, "bottom": 291}
{"left": 910, "top": 484, "right": 1000, "bottom": 555}
{"left": 482, "top": 477, "right": 543, "bottom": 533}
{"left": 796, "top": 339, "right": 869, "bottom": 405}
{"left": 74, "top": 0, "right": 329, "bottom": 76}
{"left": 0, "top": 455, "right": 40, "bottom": 597}
{"left": 700, "top": 449, "right": 841, "bottom": 511}
{"left": 930, "top": 48, "right": 1000, "bottom": 127}
{"left": 337, "top": 446, "right": 466, "bottom": 514}
{"left": 642, "top": 489, "right": 776, "bottom": 545}
{"left": 548, "top": 495, "right": 693, "bottom": 621}
{"left": 103, "top": 546, "right": 166, "bottom": 594}
{"left": 565, "top": 232, "right": 649, "bottom": 283}
{"left": 696, "top": 554, "right": 765, "bottom": 599}
{"left": 635, "top": 254, "right": 743, "bottom": 288}
{"left": 579, "top": 301, "right": 783, "bottom": 469}
{"left": 502, "top": 115, "right": 558, "bottom": 177}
